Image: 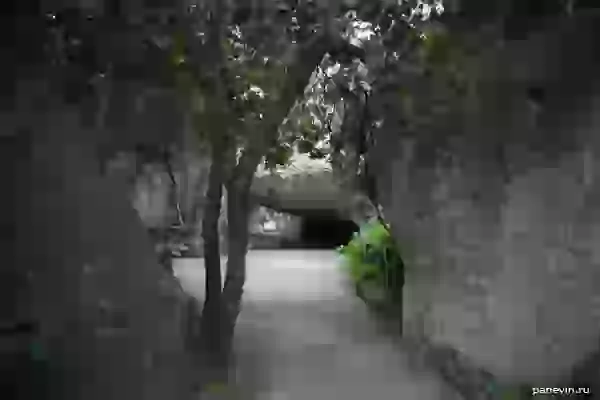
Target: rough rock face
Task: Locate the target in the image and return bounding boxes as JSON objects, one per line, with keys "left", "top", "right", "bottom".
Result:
{"left": 252, "top": 154, "right": 352, "bottom": 216}
{"left": 371, "top": 13, "right": 600, "bottom": 386}
{"left": 5, "top": 106, "right": 198, "bottom": 400}
{"left": 101, "top": 84, "right": 234, "bottom": 257}
{"left": 105, "top": 148, "right": 213, "bottom": 257}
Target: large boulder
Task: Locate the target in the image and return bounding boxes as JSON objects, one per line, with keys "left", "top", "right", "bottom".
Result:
{"left": 3, "top": 100, "right": 199, "bottom": 399}
{"left": 105, "top": 146, "right": 212, "bottom": 257}
{"left": 252, "top": 153, "right": 356, "bottom": 217}
{"left": 371, "top": 12, "right": 600, "bottom": 388}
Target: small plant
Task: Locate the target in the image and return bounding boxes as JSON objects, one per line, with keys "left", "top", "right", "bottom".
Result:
{"left": 338, "top": 220, "right": 405, "bottom": 308}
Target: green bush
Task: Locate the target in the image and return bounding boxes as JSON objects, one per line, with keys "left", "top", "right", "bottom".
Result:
{"left": 338, "top": 220, "right": 405, "bottom": 305}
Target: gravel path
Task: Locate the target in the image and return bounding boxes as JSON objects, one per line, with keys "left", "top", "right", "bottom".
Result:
{"left": 174, "top": 250, "right": 462, "bottom": 400}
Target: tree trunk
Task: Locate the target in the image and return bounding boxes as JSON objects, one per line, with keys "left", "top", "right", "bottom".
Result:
{"left": 220, "top": 178, "right": 252, "bottom": 363}
{"left": 199, "top": 148, "right": 226, "bottom": 382}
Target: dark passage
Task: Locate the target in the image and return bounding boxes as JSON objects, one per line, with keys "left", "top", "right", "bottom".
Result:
{"left": 299, "top": 215, "right": 358, "bottom": 249}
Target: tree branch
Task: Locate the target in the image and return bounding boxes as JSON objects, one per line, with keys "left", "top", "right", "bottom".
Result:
{"left": 163, "top": 148, "right": 185, "bottom": 227}
{"left": 230, "top": 30, "right": 364, "bottom": 184}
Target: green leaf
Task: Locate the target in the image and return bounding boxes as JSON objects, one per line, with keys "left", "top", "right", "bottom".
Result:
{"left": 190, "top": 89, "right": 206, "bottom": 113}
{"left": 246, "top": 68, "right": 266, "bottom": 85}
{"left": 339, "top": 220, "right": 405, "bottom": 300}
{"left": 421, "top": 30, "right": 458, "bottom": 69}
{"left": 169, "top": 31, "right": 187, "bottom": 68}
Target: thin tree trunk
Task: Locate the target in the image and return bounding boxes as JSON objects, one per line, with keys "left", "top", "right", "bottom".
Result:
{"left": 223, "top": 184, "right": 250, "bottom": 311}
{"left": 220, "top": 177, "right": 252, "bottom": 363}
{"left": 201, "top": 154, "right": 224, "bottom": 310}
{"left": 199, "top": 148, "right": 227, "bottom": 381}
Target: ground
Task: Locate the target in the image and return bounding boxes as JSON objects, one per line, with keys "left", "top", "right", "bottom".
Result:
{"left": 174, "top": 250, "right": 462, "bottom": 400}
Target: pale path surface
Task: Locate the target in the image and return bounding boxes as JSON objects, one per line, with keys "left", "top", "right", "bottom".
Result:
{"left": 174, "top": 250, "right": 462, "bottom": 400}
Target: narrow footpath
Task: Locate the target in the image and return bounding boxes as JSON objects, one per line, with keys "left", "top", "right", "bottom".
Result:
{"left": 174, "top": 250, "right": 462, "bottom": 400}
